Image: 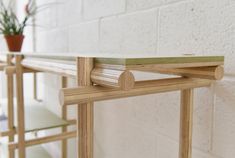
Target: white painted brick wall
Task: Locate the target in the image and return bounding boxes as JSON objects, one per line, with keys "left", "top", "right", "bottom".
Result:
{"left": 69, "top": 20, "right": 99, "bottom": 52}
{"left": 5, "top": 0, "right": 235, "bottom": 158}
{"left": 84, "top": 0, "right": 126, "bottom": 19}
{"left": 100, "top": 9, "right": 158, "bottom": 54}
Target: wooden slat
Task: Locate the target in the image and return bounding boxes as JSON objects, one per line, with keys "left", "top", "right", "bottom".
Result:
{"left": 60, "top": 77, "right": 212, "bottom": 106}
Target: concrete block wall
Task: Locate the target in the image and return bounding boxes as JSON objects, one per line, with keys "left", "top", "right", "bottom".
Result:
{"left": 11, "top": 0, "right": 235, "bottom": 158}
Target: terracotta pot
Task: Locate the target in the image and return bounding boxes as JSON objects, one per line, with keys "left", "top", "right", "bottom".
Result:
{"left": 4, "top": 35, "right": 25, "bottom": 52}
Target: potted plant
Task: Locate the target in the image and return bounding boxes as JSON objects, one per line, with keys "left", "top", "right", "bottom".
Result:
{"left": 0, "top": 0, "right": 36, "bottom": 52}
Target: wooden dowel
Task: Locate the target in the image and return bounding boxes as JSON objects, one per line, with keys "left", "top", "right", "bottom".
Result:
{"left": 60, "top": 77, "right": 212, "bottom": 106}
{"left": 179, "top": 89, "right": 194, "bottom": 158}
{"left": 9, "top": 131, "right": 76, "bottom": 150}
{"left": 15, "top": 55, "right": 26, "bottom": 158}
{"left": 144, "top": 66, "right": 224, "bottom": 80}
{"left": 91, "top": 68, "right": 135, "bottom": 90}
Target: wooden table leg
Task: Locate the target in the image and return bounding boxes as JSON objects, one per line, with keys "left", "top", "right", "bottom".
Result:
{"left": 77, "top": 58, "right": 94, "bottom": 158}
{"left": 15, "top": 55, "right": 26, "bottom": 158}
{"left": 7, "top": 54, "right": 15, "bottom": 158}
{"left": 33, "top": 73, "right": 38, "bottom": 100}
{"left": 62, "top": 76, "right": 68, "bottom": 158}
{"left": 179, "top": 89, "right": 194, "bottom": 158}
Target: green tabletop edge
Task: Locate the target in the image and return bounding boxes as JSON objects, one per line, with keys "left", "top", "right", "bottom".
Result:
{"left": 95, "top": 56, "right": 224, "bottom": 65}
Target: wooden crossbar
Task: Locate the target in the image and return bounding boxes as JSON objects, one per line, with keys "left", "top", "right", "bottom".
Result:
{"left": 4, "top": 66, "right": 40, "bottom": 74}
{"left": 9, "top": 131, "right": 76, "bottom": 150}
{"left": 60, "top": 77, "right": 213, "bottom": 106}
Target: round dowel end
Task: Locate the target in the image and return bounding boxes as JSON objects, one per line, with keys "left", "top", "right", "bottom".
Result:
{"left": 214, "top": 66, "right": 224, "bottom": 80}
{"left": 119, "top": 70, "right": 135, "bottom": 90}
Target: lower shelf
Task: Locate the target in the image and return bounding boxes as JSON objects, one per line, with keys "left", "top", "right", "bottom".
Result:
{"left": 0, "top": 141, "right": 52, "bottom": 158}
{"left": 0, "top": 99, "right": 69, "bottom": 133}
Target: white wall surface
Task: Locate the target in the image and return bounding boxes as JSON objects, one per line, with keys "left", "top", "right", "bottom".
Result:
{"left": 10, "top": 0, "right": 235, "bottom": 158}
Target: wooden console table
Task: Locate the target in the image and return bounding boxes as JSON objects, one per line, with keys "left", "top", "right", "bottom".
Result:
{"left": 1, "top": 53, "right": 224, "bottom": 158}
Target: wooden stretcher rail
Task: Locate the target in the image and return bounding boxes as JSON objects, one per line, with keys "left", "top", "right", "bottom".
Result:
{"left": 21, "top": 57, "right": 77, "bottom": 78}
{"left": 4, "top": 66, "right": 40, "bottom": 74}
{"left": 0, "top": 130, "right": 16, "bottom": 137}
{"left": 9, "top": 131, "right": 76, "bottom": 150}
{"left": 59, "top": 77, "right": 213, "bottom": 106}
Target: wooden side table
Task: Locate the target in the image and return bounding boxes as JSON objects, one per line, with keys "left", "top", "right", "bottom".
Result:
{"left": 5, "top": 53, "right": 223, "bottom": 158}
{"left": 59, "top": 55, "right": 224, "bottom": 158}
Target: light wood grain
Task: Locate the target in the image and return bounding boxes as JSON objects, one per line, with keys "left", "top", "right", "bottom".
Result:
{"left": 6, "top": 54, "right": 15, "bottom": 158}
{"left": 77, "top": 57, "right": 94, "bottom": 158}
{"left": 60, "top": 78, "right": 212, "bottom": 106}
{"left": 4, "top": 66, "right": 40, "bottom": 75}
{"left": 62, "top": 76, "right": 68, "bottom": 158}
{"left": 9, "top": 131, "right": 76, "bottom": 150}
{"left": 15, "top": 55, "right": 26, "bottom": 158}
{"left": 0, "top": 63, "right": 7, "bottom": 70}
{"left": 0, "top": 129, "right": 16, "bottom": 137}
{"left": 21, "top": 57, "right": 77, "bottom": 78}
{"left": 91, "top": 68, "right": 135, "bottom": 90}
{"left": 143, "top": 66, "right": 224, "bottom": 80}
{"left": 179, "top": 89, "right": 194, "bottom": 158}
